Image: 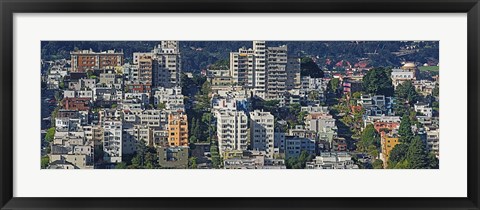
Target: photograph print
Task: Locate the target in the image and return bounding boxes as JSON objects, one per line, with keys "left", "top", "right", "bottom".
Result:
{"left": 41, "top": 40, "right": 440, "bottom": 169}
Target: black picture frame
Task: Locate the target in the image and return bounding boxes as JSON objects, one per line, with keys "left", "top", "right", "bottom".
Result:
{"left": 1, "top": 0, "right": 479, "bottom": 209}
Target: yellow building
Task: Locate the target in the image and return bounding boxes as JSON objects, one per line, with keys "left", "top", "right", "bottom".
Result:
{"left": 381, "top": 132, "right": 400, "bottom": 167}
{"left": 168, "top": 112, "right": 189, "bottom": 147}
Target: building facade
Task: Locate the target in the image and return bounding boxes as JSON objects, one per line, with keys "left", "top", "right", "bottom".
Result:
{"left": 249, "top": 110, "right": 275, "bottom": 157}
{"left": 167, "top": 112, "right": 189, "bottom": 147}
{"left": 216, "top": 110, "right": 249, "bottom": 157}
{"left": 70, "top": 49, "right": 124, "bottom": 72}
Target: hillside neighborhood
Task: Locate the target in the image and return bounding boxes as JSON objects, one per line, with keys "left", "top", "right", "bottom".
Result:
{"left": 41, "top": 41, "right": 439, "bottom": 169}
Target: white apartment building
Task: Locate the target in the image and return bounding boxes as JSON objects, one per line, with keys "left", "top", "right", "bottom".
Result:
{"left": 83, "top": 125, "right": 103, "bottom": 146}
{"left": 153, "top": 86, "right": 185, "bottom": 112}
{"left": 230, "top": 41, "right": 267, "bottom": 98}
{"left": 414, "top": 102, "right": 433, "bottom": 117}
{"left": 122, "top": 109, "right": 168, "bottom": 129}
{"left": 64, "top": 90, "right": 94, "bottom": 100}
{"left": 301, "top": 105, "right": 329, "bottom": 113}
{"left": 103, "top": 121, "right": 123, "bottom": 163}
{"left": 123, "top": 63, "right": 140, "bottom": 85}
{"left": 55, "top": 118, "right": 82, "bottom": 132}
{"left": 68, "top": 78, "right": 96, "bottom": 91}
{"left": 306, "top": 153, "right": 359, "bottom": 169}
{"left": 391, "top": 68, "right": 415, "bottom": 87}
{"left": 230, "top": 41, "right": 300, "bottom": 100}
{"left": 216, "top": 110, "right": 249, "bottom": 157}
{"left": 123, "top": 92, "right": 150, "bottom": 108}
{"left": 152, "top": 41, "right": 181, "bottom": 88}
{"left": 249, "top": 110, "right": 275, "bottom": 158}
{"left": 305, "top": 113, "right": 337, "bottom": 134}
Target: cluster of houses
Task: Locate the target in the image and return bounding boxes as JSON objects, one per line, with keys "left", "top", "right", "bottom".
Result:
{"left": 42, "top": 41, "right": 439, "bottom": 169}
{"left": 43, "top": 41, "right": 192, "bottom": 169}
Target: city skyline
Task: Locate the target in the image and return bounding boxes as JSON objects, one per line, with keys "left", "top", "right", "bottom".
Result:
{"left": 41, "top": 40, "right": 439, "bottom": 169}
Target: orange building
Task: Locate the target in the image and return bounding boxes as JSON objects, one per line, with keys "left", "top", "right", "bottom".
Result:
{"left": 71, "top": 49, "right": 124, "bottom": 72}
{"left": 380, "top": 131, "right": 400, "bottom": 168}
{"left": 168, "top": 112, "right": 189, "bottom": 147}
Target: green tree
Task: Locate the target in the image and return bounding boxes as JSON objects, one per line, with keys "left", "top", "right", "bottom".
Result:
{"left": 300, "top": 57, "right": 324, "bottom": 78}
{"left": 200, "top": 80, "right": 212, "bottom": 96}
{"left": 131, "top": 154, "right": 142, "bottom": 168}
{"left": 432, "top": 83, "right": 439, "bottom": 97}
{"left": 45, "top": 127, "right": 55, "bottom": 142}
{"left": 406, "top": 136, "right": 428, "bottom": 169}
{"left": 387, "top": 144, "right": 409, "bottom": 168}
{"left": 399, "top": 115, "right": 413, "bottom": 143}
{"left": 362, "top": 67, "right": 394, "bottom": 97}
{"left": 372, "top": 159, "right": 384, "bottom": 169}
{"left": 86, "top": 70, "right": 94, "bottom": 78}
{"left": 157, "top": 102, "right": 166, "bottom": 110}
{"left": 190, "top": 117, "right": 200, "bottom": 140}
{"left": 427, "top": 153, "right": 439, "bottom": 169}
{"left": 297, "top": 111, "right": 308, "bottom": 126}
{"left": 115, "top": 162, "right": 127, "bottom": 169}
{"left": 352, "top": 92, "right": 362, "bottom": 99}
{"left": 195, "top": 118, "right": 202, "bottom": 140}
{"left": 59, "top": 80, "right": 65, "bottom": 89}
{"left": 188, "top": 157, "right": 198, "bottom": 169}
{"left": 208, "top": 59, "right": 229, "bottom": 70}
{"left": 189, "top": 136, "right": 198, "bottom": 143}
{"left": 50, "top": 106, "right": 60, "bottom": 125}
{"left": 308, "top": 91, "right": 320, "bottom": 101}
{"left": 367, "top": 145, "right": 379, "bottom": 159}
{"left": 395, "top": 81, "right": 418, "bottom": 106}
{"left": 144, "top": 151, "right": 158, "bottom": 169}
{"left": 286, "top": 151, "right": 313, "bottom": 169}
{"left": 210, "top": 142, "right": 222, "bottom": 168}
{"left": 358, "top": 124, "right": 380, "bottom": 152}
{"left": 328, "top": 78, "right": 340, "bottom": 94}
{"left": 41, "top": 155, "right": 50, "bottom": 169}
{"left": 394, "top": 159, "right": 410, "bottom": 169}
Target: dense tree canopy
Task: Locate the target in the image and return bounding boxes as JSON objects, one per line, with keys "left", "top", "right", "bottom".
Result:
{"left": 41, "top": 156, "right": 50, "bottom": 169}
{"left": 300, "top": 57, "right": 324, "bottom": 78}
{"left": 395, "top": 81, "right": 418, "bottom": 106}
{"left": 362, "top": 68, "right": 394, "bottom": 97}
{"left": 372, "top": 159, "right": 384, "bottom": 169}
{"left": 358, "top": 124, "right": 380, "bottom": 155}
{"left": 387, "top": 144, "right": 409, "bottom": 168}
{"left": 45, "top": 127, "right": 55, "bottom": 142}
{"left": 286, "top": 151, "right": 314, "bottom": 169}
{"left": 406, "top": 136, "right": 428, "bottom": 169}
{"left": 398, "top": 115, "right": 414, "bottom": 143}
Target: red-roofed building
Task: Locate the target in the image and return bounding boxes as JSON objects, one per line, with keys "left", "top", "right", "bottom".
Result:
{"left": 354, "top": 60, "right": 369, "bottom": 68}
{"left": 374, "top": 122, "right": 400, "bottom": 133}
{"left": 62, "top": 97, "right": 91, "bottom": 111}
